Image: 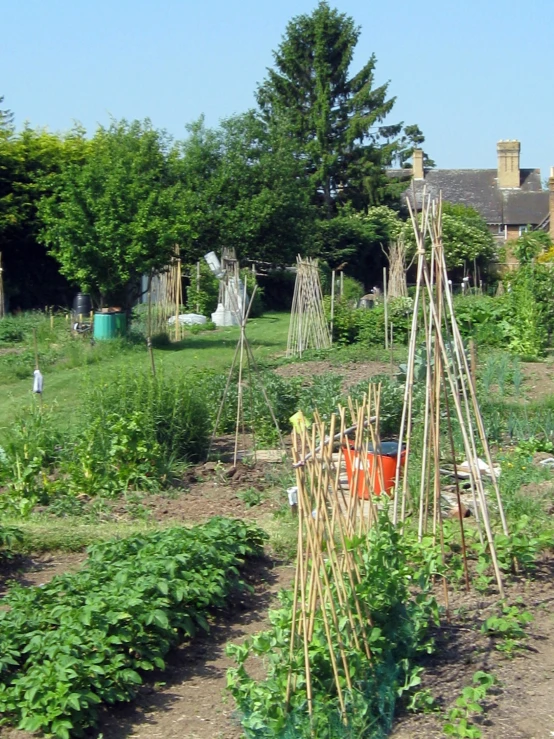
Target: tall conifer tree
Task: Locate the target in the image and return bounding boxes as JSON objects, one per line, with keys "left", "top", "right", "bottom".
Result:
{"left": 257, "top": 2, "right": 424, "bottom": 214}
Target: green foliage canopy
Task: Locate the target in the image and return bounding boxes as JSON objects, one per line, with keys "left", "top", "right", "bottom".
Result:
{"left": 177, "top": 113, "right": 314, "bottom": 265}
{"left": 38, "top": 119, "right": 189, "bottom": 306}
{"left": 403, "top": 203, "right": 496, "bottom": 270}
{"left": 0, "top": 119, "right": 87, "bottom": 307}
{"left": 257, "top": 1, "right": 427, "bottom": 214}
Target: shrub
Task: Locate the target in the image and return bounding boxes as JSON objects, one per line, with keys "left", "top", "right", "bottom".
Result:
{"left": 0, "top": 404, "right": 65, "bottom": 515}
{"left": 513, "top": 230, "right": 552, "bottom": 266}
{"left": 506, "top": 267, "right": 547, "bottom": 358}
{"left": 330, "top": 300, "right": 411, "bottom": 347}
{"left": 0, "top": 371, "right": 211, "bottom": 509}
{"left": 453, "top": 294, "right": 512, "bottom": 347}
{"left": 81, "top": 370, "right": 210, "bottom": 466}
{"left": 185, "top": 261, "right": 220, "bottom": 317}
{"left": 0, "top": 319, "right": 24, "bottom": 344}
{"left": 0, "top": 312, "right": 51, "bottom": 345}
{"left": 335, "top": 275, "right": 365, "bottom": 305}
{"left": 530, "top": 262, "right": 554, "bottom": 341}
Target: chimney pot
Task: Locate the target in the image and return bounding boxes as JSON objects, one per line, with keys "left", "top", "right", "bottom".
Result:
{"left": 497, "top": 140, "right": 521, "bottom": 188}
{"left": 412, "top": 149, "right": 424, "bottom": 180}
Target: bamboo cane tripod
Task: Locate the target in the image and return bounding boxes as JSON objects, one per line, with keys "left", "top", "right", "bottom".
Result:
{"left": 209, "top": 265, "right": 284, "bottom": 467}
{"left": 392, "top": 192, "right": 508, "bottom": 598}
{"left": 287, "top": 256, "right": 331, "bottom": 357}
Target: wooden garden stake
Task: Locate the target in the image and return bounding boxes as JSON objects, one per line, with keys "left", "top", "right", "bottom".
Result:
{"left": 330, "top": 269, "right": 335, "bottom": 341}
{"left": 287, "top": 392, "right": 393, "bottom": 723}
{"left": 441, "top": 364, "right": 471, "bottom": 591}
{"left": 287, "top": 257, "right": 331, "bottom": 357}
{"left": 389, "top": 323, "right": 394, "bottom": 375}
{"left": 469, "top": 339, "right": 477, "bottom": 388}
{"left": 146, "top": 271, "right": 156, "bottom": 378}
{"left": 398, "top": 191, "right": 507, "bottom": 598}
{"left": 33, "top": 328, "right": 39, "bottom": 370}
{"left": 196, "top": 260, "right": 201, "bottom": 313}
{"left": 383, "top": 267, "right": 389, "bottom": 349}
{"left": 209, "top": 276, "right": 283, "bottom": 464}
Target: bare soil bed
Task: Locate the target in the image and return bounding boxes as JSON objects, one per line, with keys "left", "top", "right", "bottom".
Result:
{"left": 520, "top": 360, "right": 554, "bottom": 402}
{"left": 275, "top": 358, "right": 395, "bottom": 386}
{"left": 0, "top": 552, "right": 85, "bottom": 599}
{"left": 2, "top": 551, "right": 553, "bottom": 739}
{"left": 390, "top": 558, "right": 554, "bottom": 739}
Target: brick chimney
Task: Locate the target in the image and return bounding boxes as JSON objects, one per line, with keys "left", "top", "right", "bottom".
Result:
{"left": 412, "top": 149, "right": 424, "bottom": 180}
{"left": 549, "top": 166, "right": 554, "bottom": 241}
{"left": 497, "top": 140, "right": 521, "bottom": 188}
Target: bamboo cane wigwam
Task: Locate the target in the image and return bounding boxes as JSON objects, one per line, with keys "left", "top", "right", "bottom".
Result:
{"left": 287, "top": 256, "right": 331, "bottom": 357}
{"left": 393, "top": 191, "right": 508, "bottom": 597}
{"left": 387, "top": 237, "right": 408, "bottom": 298}
{"left": 151, "top": 246, "right": 184, "bottom": 341}
{"left": 286, "top": 388, "right": 388, "bottom": 726}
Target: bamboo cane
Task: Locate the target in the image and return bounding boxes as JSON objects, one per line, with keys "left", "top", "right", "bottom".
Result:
{"left": 383, "top": 267, "right": 389, "bottom": 350}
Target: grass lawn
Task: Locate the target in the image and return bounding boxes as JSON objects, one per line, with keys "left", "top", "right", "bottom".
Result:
{"left": 0, "top": 312, "right": 290, "bottom": 427}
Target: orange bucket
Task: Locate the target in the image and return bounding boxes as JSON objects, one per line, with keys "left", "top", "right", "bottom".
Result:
{"left": 343, "top": 442, "right": 406, "bottom": 498}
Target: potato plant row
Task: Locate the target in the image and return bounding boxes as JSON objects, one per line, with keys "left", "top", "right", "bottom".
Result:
{"left": 0, "top": 517, "right": 266, "bottom": 738}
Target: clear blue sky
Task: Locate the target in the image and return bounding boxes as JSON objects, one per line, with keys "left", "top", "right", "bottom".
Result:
{"left": 2, "top": 0, "right": 553, "bottom": 180}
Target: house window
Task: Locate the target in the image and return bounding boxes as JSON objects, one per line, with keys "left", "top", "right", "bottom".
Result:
{"left": 519, "top": 225, "right": 529, "bottom": 235}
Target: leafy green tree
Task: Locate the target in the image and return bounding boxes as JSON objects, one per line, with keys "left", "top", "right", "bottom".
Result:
{"left": 311, "top": 215, "right": 378, "bottom": 269}
{"left": 0, "top": 95, "right": 14, "bottom": 133}
{"left": 0, "top": 119, "right": 87, "bottom": 308}
{"left": 395, "top": 124, "right": 436, "bottom": 168}
{"left": 402, "top": 202, "right": 495, "bottom": 271}
{"left": 363, "top": 205, "right": 403, "bottom": 241}
{"left": 440, "top": 204, "right": 496, "bottom": 269}
{"left": 39, "top": 119, "right": 189, "bottom": 307}
{"left": 257, "top": 2, "right": 428, "bottom": 214}
{"left": 177, "top": 112, "right": 314, "bottom": 265}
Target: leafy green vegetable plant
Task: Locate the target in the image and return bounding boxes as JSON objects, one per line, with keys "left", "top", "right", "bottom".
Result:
{"left": 227, "top": 513, "right": 440, "bottom": 738}
{"left": 0, "top": 517, "right": 266, "bottom": 738}
{"left": 0, "top": 524, "right": 23, "bottom": 561}
{"left": 443, "top": 671, "right": 496, "bottom": 738}
{"left": 481, "top": 603, "right": 533, "bottom": 656}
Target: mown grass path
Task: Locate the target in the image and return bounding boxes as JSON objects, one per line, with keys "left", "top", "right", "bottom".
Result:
{"left": 0, "top": 313, "right": 290, "bottom": 427}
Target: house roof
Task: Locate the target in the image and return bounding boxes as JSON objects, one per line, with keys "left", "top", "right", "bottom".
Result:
{"left": 388, "top": 168, "right": 548, "bottom": 226}
{"left": 537, "top": 212, "right": 551, "bottom": 232}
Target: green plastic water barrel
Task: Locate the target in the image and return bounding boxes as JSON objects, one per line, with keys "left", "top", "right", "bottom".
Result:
{"left": 114, "top": 312, "right": 127, "bottom": 336}
{"left": 93, "top": 313, "right": 118, "bottom": 340}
